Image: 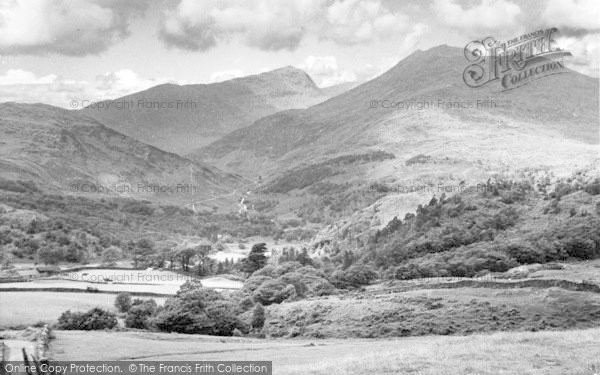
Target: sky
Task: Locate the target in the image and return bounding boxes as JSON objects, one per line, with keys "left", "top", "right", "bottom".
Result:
{"left": 0, "top": 0, "right": 598, "bottom": 108}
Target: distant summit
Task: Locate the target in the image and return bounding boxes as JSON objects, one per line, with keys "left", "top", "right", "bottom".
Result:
{"left": 195, "top": 44, "right": 599, "bottom": 181}
{"left": 81, "top": 67, "right": 335, "bottom": 154}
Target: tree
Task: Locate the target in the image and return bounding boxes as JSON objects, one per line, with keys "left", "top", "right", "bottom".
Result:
{"left": 134, "top": 239, "right": 155, "bottom": 269}
{"left": 295, "top": 247, "right": 313, "bottom": 266}
{"left": 178, "top": 248, "right": 197, "bottom": 272}
{"left": 37, "top": 246, "right": 60, "bottom": 265}
{"left": 154, "top": 288, "right": 247, "bottom": 335}
{"left": 243, "top": 243, "right": 268, "bottom": 274}
{"left": 102, "top": 246, "right": 122, "bottom": 266}
{"left": 252, "top": 279, "right": 296, "bottom": 305}
{"left": 115, "top": 292, "right": 132, "bottom": 313}
{"left": 251, "top": 304, "right": 265, "bottom": 329}
{"left": 57, "top": 308, "right": 117, "bottom": 330}
{"left": 125, "top": 299, "right": 157, "bottom": 329}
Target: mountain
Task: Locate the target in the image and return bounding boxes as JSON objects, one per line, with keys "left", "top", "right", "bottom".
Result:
{"left": 0, "top": 103, "right": 244, "bottom": 208}
{"left": 82, "top": 67, "right": 335, "bottom": 154}
{"left": 193, "top": 45, "right": 599, "bottom": 181}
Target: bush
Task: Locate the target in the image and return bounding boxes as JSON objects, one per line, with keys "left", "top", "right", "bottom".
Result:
{"left": 502, "top": 243, "right": 546, "bottom": 264}
{"left": 56, "top": 308, "right": 117, "bottom": 330}
{"left": 125, "top": 299, "right": 157, "bottom": 329}
{"left": 238, "top": 296, "right": 255, "bottom": 312}
{"left": 115, "top": 292, "right": 132, "bottom": 313}
{"left": 206, "top": 301, "right": 250, "bottom": 336}
{"left": 278, "top": 272, "right": 308, "bottom": 297}
{"left": 251, "top": 304, "right": 265, "bottom": 329}
{"left": 242, "top": 275, "right": 274, "bottom": 293}
{"left": 332, "top": 265, "right": 377, "bottom": 288}
{"left": 153, "top": 287, "right": 247, "bottom": 336}
{"left": 253, "top": 280, "right": 297, "bottom": 305}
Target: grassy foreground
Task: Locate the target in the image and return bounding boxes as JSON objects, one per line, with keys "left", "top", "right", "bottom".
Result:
{"left": 49, "top": 328, "right": 600, "bottom": 375}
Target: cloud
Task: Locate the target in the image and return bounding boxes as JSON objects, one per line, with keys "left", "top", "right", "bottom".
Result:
{"left": 541, "top": 0, "right": 600, "bottom": 34}
{"left": 432, "top": 0, "right": 521, "bottom": 36}
{"left": 159, "top": 0, "right": 411, "bottom": 51}
{"left": 558, "top": 33, "right": 600, "bottom": 77}
{"left": 0, "top": 68, "right": 180, "bottom": 108}
{"left": 160, "top": 0, "right": 324, "bottom": 51}
{"left": 299, "top": 56, "right": 380, "bottom": 87}
{"left": 93, "top": 69, "right": 172, "bottom": 99}
{"left": 0, "top": 69, "right": 86, "bottom": 106}
{"left": 325, "top": 0, "right": 409, "bottom": 45}
{"left": 210, "top": 70, "right": 245, "bottom": 83}
{"left": 0, "top": 0, "right": 147, "bottom": 56}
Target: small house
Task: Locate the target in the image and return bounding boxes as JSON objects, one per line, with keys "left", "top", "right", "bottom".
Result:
{"left": 198, "top": 239, "right": 213, "bottom": 255}
{"left": 17, "top": 269, "right": 40, "bottom": 280}
{"left": 36, "top": 265, "right": 61, "bottom": 276}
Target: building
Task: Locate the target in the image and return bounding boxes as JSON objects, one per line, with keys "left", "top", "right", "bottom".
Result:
{"left": 198, "top": 239, "right": 213, "bottom": 255}
{"left": 36, "top": 265, "right": 61, "bottom": 276}
{"left": 16, "top": 269, "right": 40, "bottom": 280}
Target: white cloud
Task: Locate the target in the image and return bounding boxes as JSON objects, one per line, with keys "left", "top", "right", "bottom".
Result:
{"left": 160, "top": 0, "right": 411, "bottom": 51}
{"left": 325, "top": 0, "right": 409, "bottom": 45}
{"left": 0, "top": 68, "right": 181, "bottom": 108}
{"left": 94, "top": 69, "right": 171, "bottom": 99}
{"left": 0, "top": 69, "right": 57, "bottom": 85}
{"left": 299, "top": 56, "right": 381, "bottom": 87}
{"left": 432, "top": 0, "right": 521, "bottom": 35}
{"left": 0, "top": 0, "right": 147, "bottom": 56}
{"left": 210, "top": 70, "right": 245, "bottom": 83}
{"left": 542, "top": 0, "right": 600, "bottom": 32}
{"left": 160, "top": 0, "right": 325, "bottom": 51}
{"left": 559, "top": 33, "right": 600, "bottom": 77}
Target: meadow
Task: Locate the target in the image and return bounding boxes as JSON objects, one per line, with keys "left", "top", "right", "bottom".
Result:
{"left": 0, "top": 292, "right": 166, "bottom": 327}
{"left": 0, "top": 268, "right": 243, "bottom": 295}
{"left": 49, "top": 328, "right": 600, "bottom": 374}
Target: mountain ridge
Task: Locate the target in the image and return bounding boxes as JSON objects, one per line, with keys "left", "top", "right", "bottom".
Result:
{"left": 0, "top": 102, "right": 243, "bottom": 207}
{"left": 81, "top": 66, "right": 336, "bottom": 154}
{"left": 192, "top": 44, "right": 599, "bottom": 178}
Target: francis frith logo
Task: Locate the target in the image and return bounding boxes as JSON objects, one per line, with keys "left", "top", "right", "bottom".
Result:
{"left": 463, "top": 27, "right": 572, "bottom": 91}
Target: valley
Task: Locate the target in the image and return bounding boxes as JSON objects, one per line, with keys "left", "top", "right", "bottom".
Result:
{"left": 0, "top": 43, "right": 598, "bottom": 375}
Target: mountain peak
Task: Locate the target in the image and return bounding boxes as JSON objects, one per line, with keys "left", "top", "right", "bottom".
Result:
{"left": 247, "top": 66, "right": 318, "bottom": 90}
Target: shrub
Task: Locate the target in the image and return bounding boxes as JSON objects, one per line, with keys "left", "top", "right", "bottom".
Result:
{"left": 332, "top": 265, "right": 377, "bottom": 288}
{"left": 243, "top": 275, "right": 274, "bottom": 293}
{"left": 206, "top": 301, "right": 249, "bottom": 336}
{"left": 115, "top": 292, "right": 132, "bottom": 313}
{"left": 125, "top": 299, "right": 157, "bottom": 329}
{"left": 502, "top": 242, "right": 546, "bottom": 264}
{"left": 56, "top": 308, "right": 117, "bottom": 330}
{"left": 251, "top": 304, "right": 265, "bottom": 329}
{"left": 253, "top": 280, "right": 297, "bottom": 305}
{"left": 278, "top": 272, "right": 308, "bottom": 297}
{"left": 153, "top": 287, "right": 247, "bottom": 336}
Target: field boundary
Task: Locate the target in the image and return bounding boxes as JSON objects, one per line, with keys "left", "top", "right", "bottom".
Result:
{"left": 379, "top": 278, "right": 600, "bottom": 294}
{"left": 0, "top": 288, "right": 173, "bottom": 297}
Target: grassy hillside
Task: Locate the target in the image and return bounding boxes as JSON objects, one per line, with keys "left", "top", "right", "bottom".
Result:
{"left": 48, "top": 328, "right": 600, "bottom": 374}
{"left": 0, "top": 180, "right": 277, "bottom": 264}
{"left": 315, "top": 174, "right": 600, "bottom": 280}
{"left": 0, "top": 103, "right": 243, "bottom": 206}
{"left": 195, "top": 45, "right": 598, "bottom": 199}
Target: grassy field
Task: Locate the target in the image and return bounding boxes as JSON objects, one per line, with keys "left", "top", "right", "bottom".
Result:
{"left": 48, "top": 328, "right": 600, "bottom": 374}
{"left": 0, "top": 292, "right": 166, "bottom": 328}
{"left": 0, "top": 270, "right": 242, "bottom": 294}
{"left": 263, "top": 286, "right": 600, "bottom": 338}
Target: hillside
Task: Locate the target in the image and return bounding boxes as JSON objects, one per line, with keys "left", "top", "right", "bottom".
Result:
{"left": 311, "top": 174, "right": 600, "bottom": 279}
{"left": 83, "top": 67, "right": 333, "bottom": 154}
{"left": 0, "top": 103, "right": 243, "bottom": 206}
{"left": 194, "top": 45, "right": 599, "bottom": 183}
